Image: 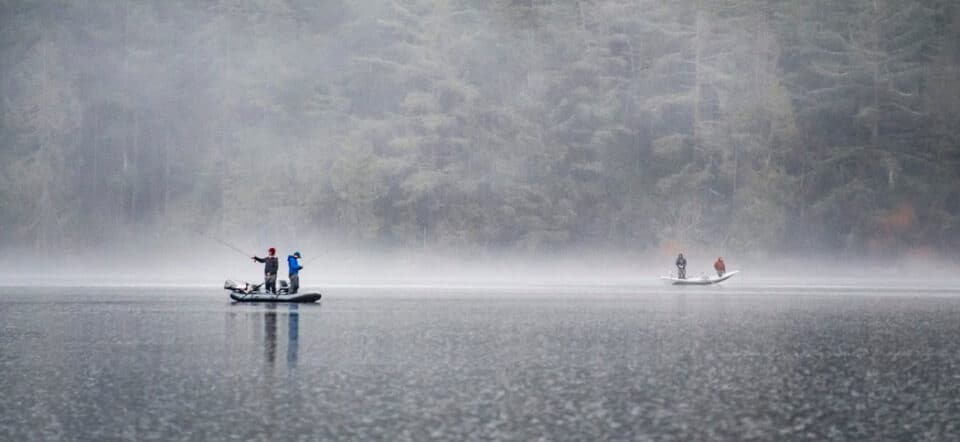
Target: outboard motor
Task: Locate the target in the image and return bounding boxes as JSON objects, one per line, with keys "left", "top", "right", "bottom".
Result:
{"left": 224, "top": 280, "right": 262, "bottom": 294}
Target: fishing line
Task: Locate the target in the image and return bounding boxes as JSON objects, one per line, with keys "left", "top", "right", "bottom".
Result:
{"left": 186, "top": 227, "right": 254, "bottom": 258}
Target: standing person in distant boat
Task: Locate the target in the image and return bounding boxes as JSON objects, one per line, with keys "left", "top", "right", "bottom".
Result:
{"left": 675, "top": 253, "right": 687, "bottom": 279}
{"left": 714, "top": 257, "right": 726, "bottom": 277}
{"left": 252, "top": 248, "right": 279, "bottom": 294}
{"left": 287, "top": 251, "right": 303, "bottom": 294}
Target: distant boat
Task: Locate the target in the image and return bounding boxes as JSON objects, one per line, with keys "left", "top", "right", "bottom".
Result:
{"left": 660, "top": 270, "right": 739, "bottom": 286}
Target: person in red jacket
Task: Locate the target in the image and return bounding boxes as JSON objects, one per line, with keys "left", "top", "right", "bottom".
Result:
{"left": 714, "top": 257, "right": 726, "bottom": 277}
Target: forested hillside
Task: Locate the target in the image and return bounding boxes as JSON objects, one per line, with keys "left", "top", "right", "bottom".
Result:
{"left": 1, "top": 0, "right": 958, "bottom": 257}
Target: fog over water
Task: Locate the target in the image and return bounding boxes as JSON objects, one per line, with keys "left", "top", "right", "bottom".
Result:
{"left": 1, "top": 245, "right": 959, "bottom": 289}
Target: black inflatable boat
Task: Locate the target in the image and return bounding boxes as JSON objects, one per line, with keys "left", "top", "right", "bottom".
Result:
{"left": 229, "top": 292, "right": 322, "bottom": 303}
{"left": 224, "top": 280, "right": 322, "bottom": 303}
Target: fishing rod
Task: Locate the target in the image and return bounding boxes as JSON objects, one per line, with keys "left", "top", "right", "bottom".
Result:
{"left": 187, "top": 227, "right": 254, "bottom": 258}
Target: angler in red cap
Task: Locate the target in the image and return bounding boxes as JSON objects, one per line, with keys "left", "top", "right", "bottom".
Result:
{"left": 252, "top": 247, "right": 279, "bottom": 294}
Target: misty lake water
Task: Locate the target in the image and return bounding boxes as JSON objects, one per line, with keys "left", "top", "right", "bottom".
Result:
{"left": 1, "top": 285, "right": 959, "bottom": 441}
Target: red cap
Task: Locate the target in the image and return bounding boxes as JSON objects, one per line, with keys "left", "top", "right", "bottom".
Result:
{"left": 268, "top": 247, "right": 276, "bottom": 255}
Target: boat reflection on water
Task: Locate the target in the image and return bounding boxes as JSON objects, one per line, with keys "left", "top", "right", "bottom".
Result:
{"left": 228, "top": 303, "right": 306, "bottom": 373}
{"left": 263, "top": 304, "right": 300, "bottom": 368}
{"left": 287, "top": 304, "right": 298, "bottom": 368}
{"left": 264, "top": 305, "right": 277, "bottom": 365}
{"left": 262, "top": 304, "right": 301, "bottom": 370}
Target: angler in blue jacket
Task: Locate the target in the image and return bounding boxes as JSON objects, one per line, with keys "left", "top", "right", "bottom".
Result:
{"left": 287, "top": 252, "right": 303, "bottom": 294}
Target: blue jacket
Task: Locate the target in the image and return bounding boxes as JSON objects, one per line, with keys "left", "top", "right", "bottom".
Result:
{"left": 287, "top": 255, "right": 303, "bottom": 276}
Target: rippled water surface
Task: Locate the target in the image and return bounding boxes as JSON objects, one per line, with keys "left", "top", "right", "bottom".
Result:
{"left": 2, "top": 285, "right": 959, "bottom": 441}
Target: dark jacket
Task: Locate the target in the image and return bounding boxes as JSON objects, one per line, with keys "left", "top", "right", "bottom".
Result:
{"left": 287, "top": 255, "right": 302, "bottom": 276}
{"left": 675, "top": 255, "right": 687, "bottom": 268}
{"left": 254, "top": 256, "right": 279, "bottom": 274}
